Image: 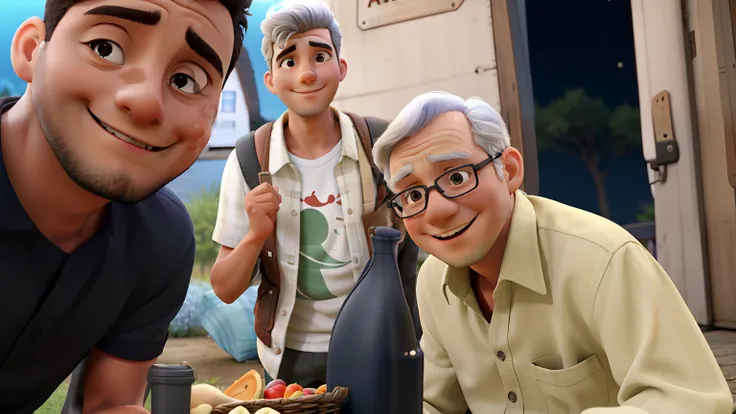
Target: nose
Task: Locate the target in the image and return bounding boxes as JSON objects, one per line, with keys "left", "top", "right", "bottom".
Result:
{"left": 424, "top": 190, "right": 458, "bottom": 225}
{"left": 114, "top": 71, "right": 164, "bottom": 126}
{"left": 299, "top": 68, "right": 317, "bottom": 85}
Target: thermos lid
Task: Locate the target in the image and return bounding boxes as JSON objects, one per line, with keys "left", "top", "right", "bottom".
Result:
{"left": 147, "top": 363, "right": 195, "bottom": 384}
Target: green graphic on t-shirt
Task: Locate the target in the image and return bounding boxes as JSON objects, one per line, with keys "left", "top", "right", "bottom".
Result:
{"left": 296, "top": 208, "right": 350, "bottom": 300}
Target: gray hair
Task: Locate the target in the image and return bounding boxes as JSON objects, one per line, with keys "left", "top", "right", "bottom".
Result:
{"left": 372, "top": 91, "right": 511, "bottom": 186}
{"left": 260, "top": 1, "right": 342, "bottom": 71}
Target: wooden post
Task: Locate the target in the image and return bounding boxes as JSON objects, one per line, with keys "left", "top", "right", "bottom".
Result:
{"left": 490, "top": 0, "right": 539, "bottom": 195}
{"left": 630, "top": 0, "right": 711, "bottom": 325}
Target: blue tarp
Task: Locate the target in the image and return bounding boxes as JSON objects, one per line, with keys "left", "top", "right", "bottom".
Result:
{"left": 199, "top": 286, "right": 260, "bottom": 362}
{"left": 169, "top": 281, "right": 259, "bottom": 363}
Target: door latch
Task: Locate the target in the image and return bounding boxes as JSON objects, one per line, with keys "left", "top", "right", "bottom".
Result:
{"left": 648, "top": 90, "right": 680, "bottom": 184}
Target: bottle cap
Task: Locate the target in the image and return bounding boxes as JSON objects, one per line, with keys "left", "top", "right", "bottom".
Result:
{"left": 371, "top": 226, "right": 402, "bottom": 240}
{"left": 147, "top": 363, "right": 195, "bottom": 385}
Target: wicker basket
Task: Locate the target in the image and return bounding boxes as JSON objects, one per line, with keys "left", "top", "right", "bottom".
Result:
{"left": 212, "top": 386, "right": 349, "bottom": 414}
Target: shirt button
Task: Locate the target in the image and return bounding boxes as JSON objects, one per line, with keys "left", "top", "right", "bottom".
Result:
{"left": 347, "top": 208, "right": 353, "bottom": 215}
{"left": 280, "top": 310, "right": 287, "bottom": 316}
{"left": 291, "top": 210, "right": 298, "bottom": 217}
{"left": 273, "top": 346, "right": 282, "bottom": 355}
{"left": 508, "top": 391, "right": 517, "bottom": 403}
{"left": 497, "top": 351, "right": 506, "bottom": 361}
{"left": 288, "top": 255, "right": 295, "bottom": 264}
{"left": 352, "top": 257, "right": 359, "bottom": 264}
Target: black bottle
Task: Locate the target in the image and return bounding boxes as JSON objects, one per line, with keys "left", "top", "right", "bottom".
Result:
{"left": 326, "top": 226, "right": 423, "bottom": 414}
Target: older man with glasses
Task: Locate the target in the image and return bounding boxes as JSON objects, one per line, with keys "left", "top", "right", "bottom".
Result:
{"left": 372, "top": 91, "right": 733, "bottom": 414}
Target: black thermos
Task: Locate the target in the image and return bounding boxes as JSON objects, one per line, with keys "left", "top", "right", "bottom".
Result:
{"left": 147, "top": 363, "right": 195, "bottom": 413}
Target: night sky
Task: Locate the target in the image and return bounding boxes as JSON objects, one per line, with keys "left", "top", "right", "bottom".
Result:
{"left": 523, "top": 0, "right": 651, "bottom": 225}
{"left": 526, "top": 0, "right": 640, "bottom": 107}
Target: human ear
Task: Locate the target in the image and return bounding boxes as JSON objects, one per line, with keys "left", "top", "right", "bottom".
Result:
{"left": 338, "top": 57, "right": 348, "bottom": 82}
{"left": 501, "top": 147, "right": 524, "bottom": 193}
{"left": 10, "top": 17, "right": 46, "bottom": 83}
{"left": 263, "top": 70, "right": 276, "bottom": 94}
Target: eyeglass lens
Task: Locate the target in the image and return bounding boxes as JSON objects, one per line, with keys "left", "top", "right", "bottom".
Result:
{"left": 392, "top": 165, "right": 478, "bottom": 218}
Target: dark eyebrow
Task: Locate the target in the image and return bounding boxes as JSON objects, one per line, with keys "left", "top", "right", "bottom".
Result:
{"left": 186, "top": 28, "right": 223, "bottom": 77}
{"left": 275, "top": 44, "right": 297, "bottom": 63}
{"left": 309, "top": 41, "right": 333, "bottom": 51}
{"left": 84, "top": 5, "right": 161, "bottom": 26}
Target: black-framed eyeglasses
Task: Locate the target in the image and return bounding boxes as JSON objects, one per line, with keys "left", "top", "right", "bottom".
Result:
{"left": 387, "top": 152, "right": 502, "bottom": 219}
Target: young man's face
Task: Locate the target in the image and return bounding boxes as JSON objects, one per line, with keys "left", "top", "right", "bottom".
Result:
{"left": 16, "top": 0, "right": 234, "bottom": 203}
{"left": 388, "top": 111, "right": 523, "bottom": 268}
{"left": 264, "top": 28, "right": 347, "bottom": 118}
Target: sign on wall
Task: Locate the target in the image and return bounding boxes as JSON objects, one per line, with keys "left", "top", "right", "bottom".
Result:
{"left": 357, "top": 0, "right": 464, "bottom": 30}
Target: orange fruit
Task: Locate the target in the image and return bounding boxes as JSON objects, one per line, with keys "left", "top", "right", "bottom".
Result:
{"left": 223, "top": 369, "right": 264, "bottom": 400}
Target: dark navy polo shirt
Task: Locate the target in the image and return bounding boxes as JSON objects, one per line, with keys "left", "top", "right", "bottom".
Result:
{"left": 0, "top": 97, "right": 195, "bottom": 413}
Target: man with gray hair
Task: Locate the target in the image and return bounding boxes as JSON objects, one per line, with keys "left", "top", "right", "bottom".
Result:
{"left": 373, "top": 91, "right": 732, "bottom": 413}
{"left": 210, "top": 1, "right": 419, "bottom": 387}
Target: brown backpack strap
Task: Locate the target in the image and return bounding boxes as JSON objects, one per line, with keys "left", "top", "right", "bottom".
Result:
{"left": 345, "top": 112, "right": 375, "bottom": 166}
{"left": 249, "top": 121, "right": 280, "bottom": 348}
{"left": 344, "top": 112, "right": 390, "bottom": 205}
{"left": 253, "top": 121, "right": 273, "bottom": 172}
{"left": 344, "top": 112, "right": 407, "bottom": 251}
{"left": 251, "top": 121, "right": 278, "bottom": 276}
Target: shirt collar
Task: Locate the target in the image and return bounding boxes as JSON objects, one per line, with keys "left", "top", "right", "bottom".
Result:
{"left": 441, "top": 190, "right": 548, "bottom": 302}
{"left": 268, "top": 107, "right": 360, "bottom": 174}
{"left": 0, "top": 96, "right": 34, "bottom": 233}
{"left": 0, "top": 160, "right": 36, "bottom": 233}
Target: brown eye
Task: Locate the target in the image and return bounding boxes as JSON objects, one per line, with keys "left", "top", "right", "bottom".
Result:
{"left": 403, "top": 189, "right": 424, "bottom": 205}
{"left": 280, "top": 58, "right": 295, "bottom": 68}
{"left": 315, "top": 52, "right": 331, "bottom": 63}
{"left": 449, "top": 171, "right": 470, "bottom": 186}
{"left": 170, "top": 73, "right": 201, "bottom": 94}
{"left": 169, "top": 64, "right": 209, "bottom": 95}
{"left": 87, "top": 39, "right": 125, "bottom": 65}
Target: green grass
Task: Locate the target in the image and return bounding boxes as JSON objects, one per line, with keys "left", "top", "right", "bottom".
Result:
{"left": 36, "top": 382, "right": 69, "bottom": 413}
{"left": 37, "top": 378, "right": 223, "bottom": 413}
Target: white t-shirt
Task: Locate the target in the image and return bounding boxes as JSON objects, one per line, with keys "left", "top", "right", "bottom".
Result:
{"left": 285, "top": 141, "right": 357, "bottom": 352}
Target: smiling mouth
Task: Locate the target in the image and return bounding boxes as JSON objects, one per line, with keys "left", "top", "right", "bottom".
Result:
{"left": 432, "top": 216, "right": 478, "bottom": 241}
{"left": 293, "top": 86, "right": 325, "bottom": 94}
{"left": 88, "top": 109, "right": 171, "bottom": 152}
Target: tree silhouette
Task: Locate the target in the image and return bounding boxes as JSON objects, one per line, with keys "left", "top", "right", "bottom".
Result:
{"left": 535, "top": 88, "right": 642, "bottom": 218}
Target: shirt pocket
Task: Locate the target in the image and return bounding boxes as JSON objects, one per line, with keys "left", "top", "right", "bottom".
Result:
{"left": 530, "top": 354, "right": 611, "bottom": 414}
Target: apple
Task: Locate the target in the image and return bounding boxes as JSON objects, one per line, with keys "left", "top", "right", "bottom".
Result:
{"left": 191, "top": 404, "right": 213, "bottom": 414}
{"left": 283, "top": 383, "right": 304, "bottom": 398}
{"left": 265, "top": 379, "right": 285, "bottom": 390}
{"left": 254, "top": 408, "right": 280, "bottom": 414}
{"left": 264, "top": 383, "right": 286, "bottom": 399}
{"left": 289, "top": 390, "right": 304, "bottom": 399}
{"left": 302, "top": 388, "right": 316, "bottom": 396}
{"left": 315, "top": 384, "right": 327, "bottom": 394}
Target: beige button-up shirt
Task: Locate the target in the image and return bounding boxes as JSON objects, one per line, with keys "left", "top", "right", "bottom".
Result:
{"left": 418, "top": 191, "right": 732, "bottom": 414}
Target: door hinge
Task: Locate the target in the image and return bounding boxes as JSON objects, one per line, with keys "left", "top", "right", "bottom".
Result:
{"left": 689, "top": 30, "right": 697, "bottom": 59}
